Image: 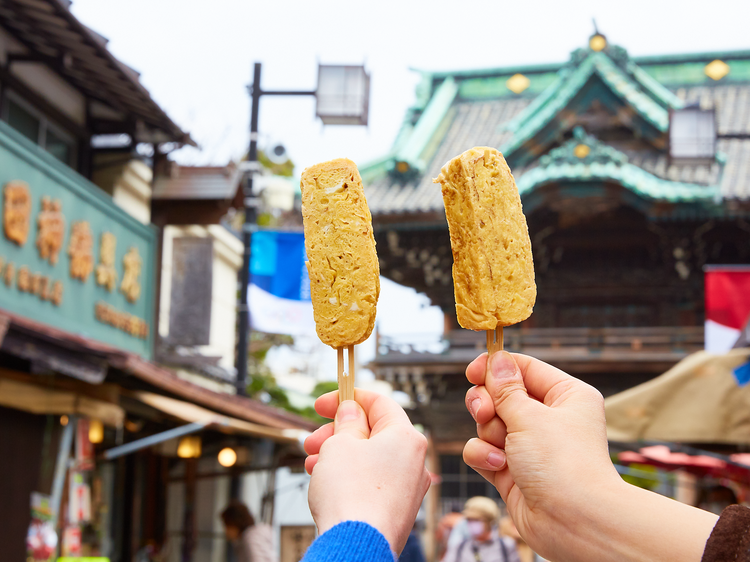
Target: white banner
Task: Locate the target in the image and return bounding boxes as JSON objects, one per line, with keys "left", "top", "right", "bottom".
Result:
{"left": 249, "top": 283, "right": 316, "bottom": 337}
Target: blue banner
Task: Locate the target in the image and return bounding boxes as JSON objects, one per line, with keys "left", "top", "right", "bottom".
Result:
{"left": 249, "top": 231, "right": 315, "bottom": 336}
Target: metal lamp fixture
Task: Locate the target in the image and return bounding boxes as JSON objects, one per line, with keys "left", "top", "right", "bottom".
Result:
{"left": 669, "top": 105, "right": 716, "bottom": 160}
{"left": 316, "top": 65, "right": 370, "bottom": 126}
{"left": 235, "top": 62, "right": 371, "bottom": 397}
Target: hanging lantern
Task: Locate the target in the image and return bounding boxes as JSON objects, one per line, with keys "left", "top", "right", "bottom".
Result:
{"left": 88, "top": 419, "right": 104, "bottom": 444}
{"left": 316, "top": 64, "right": 370, "bottom": 125}
{"left": 218, "top": 447, "right": 238, "bottom": 468}
{"left": 177, "top": 435, "right": 202, "bottom": 459}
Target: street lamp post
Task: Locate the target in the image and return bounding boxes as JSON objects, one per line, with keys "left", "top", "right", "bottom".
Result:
{"left": 235, "top": 62, "right": 370, "bottom": 396}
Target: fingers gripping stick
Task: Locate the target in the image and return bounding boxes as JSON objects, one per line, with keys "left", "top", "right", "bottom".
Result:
{"left": 337, "top": 346, "right": 356, "bottom": 402}
{"left": 485, "top": 327, "right": 503, "bottom": 378}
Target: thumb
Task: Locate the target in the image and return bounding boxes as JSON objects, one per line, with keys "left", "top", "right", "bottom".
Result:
{"left": 334, "top": 400, "right": 370, "bottom": 439}
{"left": 485, "top": 351, "right": 535, "bottom": 427}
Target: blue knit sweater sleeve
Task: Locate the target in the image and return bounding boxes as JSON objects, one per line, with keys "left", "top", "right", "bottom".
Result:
{"left": 302, "top": 521, "right": 395, "bottom": 562}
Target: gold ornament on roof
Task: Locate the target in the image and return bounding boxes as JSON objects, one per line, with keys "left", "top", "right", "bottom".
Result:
{"left": 95, "top": 232, "right": 118, "bottom": 292}
{"left": 589, "top": 34, "right": 607, "bottom": 52}
{"left": 574, "top": 144, "right": 591, "bottom": 159}
{"left": 506, "top": 73, "right": 531, "bottom": 94}
{"left": 120, "top": 246, "right": 142, "bottom": 303}
{"left": 68, "top": 221, "right": 94, "bottom": 282}
{"left": 37, "top": 196, "right": 65, "bottom": 264}
{"left": 3, "top": 181, "right": 31, "bottom": 246}
{"left": 704, "top": 59, "right": 730, "bottom": 81}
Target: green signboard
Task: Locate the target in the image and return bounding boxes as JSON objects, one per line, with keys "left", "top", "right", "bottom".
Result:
{"left": 0, "top": 121, "right": 155, "bottom": 359}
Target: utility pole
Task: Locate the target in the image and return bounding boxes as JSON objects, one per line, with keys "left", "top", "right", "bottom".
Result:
{"left": 235, "top": 62, "right": 262, "bottom": 396}
{"left": 235, "top": 63, "right": 317, "bottom": 396}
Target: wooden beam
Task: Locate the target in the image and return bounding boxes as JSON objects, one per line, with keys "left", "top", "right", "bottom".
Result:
{"left": 0, "top": 63, "right": 88, "bottom": 138}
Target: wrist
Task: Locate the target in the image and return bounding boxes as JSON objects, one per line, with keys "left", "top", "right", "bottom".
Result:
{"left": 557, "top": 478, "right": 718, "bottom": 562}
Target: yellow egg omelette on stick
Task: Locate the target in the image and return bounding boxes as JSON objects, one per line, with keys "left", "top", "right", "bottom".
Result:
{"left": 434, "top": 147, "right": 536, "bottom": 367}
{"left": 301, "top": 158, "right": 380, "bottom": 401}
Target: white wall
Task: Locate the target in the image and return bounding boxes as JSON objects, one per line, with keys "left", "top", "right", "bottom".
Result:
{"left": 112, "top": 160, "right": 153, "bottom": 224}
{"left": 160, "top": 224, "right": 243, "bottom": 371}
{"left": 272, "top": 468, "right": 314, "bottom": 548}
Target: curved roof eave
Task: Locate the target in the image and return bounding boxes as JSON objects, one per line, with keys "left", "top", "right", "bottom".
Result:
{"left": 517, "top": 160, "right": 720, "bottom": 203}
{"left": 501, "top": 51, "right": 682, "bottom": 161}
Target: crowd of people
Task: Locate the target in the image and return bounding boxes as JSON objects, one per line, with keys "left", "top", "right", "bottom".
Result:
{"left": 225, "top": 351, "right": 749, "bottom": 562}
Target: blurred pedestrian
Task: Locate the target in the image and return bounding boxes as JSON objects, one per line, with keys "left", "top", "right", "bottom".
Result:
{"left": 442, "top": 497, "right": 519, "bottom": 562}
{"left": 220, "top": 501, "right": 276, "bottom": 562}
{"left": 437, "top": 509, "right": 464, "bottom": 560}
{"left": 399, "top": 523, "right": 426, "bottom": 562}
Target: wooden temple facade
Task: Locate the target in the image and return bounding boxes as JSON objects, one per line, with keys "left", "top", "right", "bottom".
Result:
{"left": 361, "top": 36, "right": 750, "bottom": 514}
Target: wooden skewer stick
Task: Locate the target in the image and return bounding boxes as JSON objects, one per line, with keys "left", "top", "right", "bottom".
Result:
{"left": 485, "top": 326, "right": 504, "bottom": 378}
{"left": 348, "top": 345, "right": 356, "bottom": 383}
{"left": 337, "top": 346, "right": 355, "bottom": 403}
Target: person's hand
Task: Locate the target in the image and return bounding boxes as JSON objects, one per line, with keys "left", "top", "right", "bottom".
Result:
{"left": 462, "top": 352, "right": 718, "bottom": 562}
{"left": 304, "top": 389, "right": 430, "bottom": 554}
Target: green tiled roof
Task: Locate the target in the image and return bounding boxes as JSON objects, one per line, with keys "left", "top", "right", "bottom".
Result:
{"left": 517, "top": 128, "right": 720, "bottom": 203}
{"left": 501, "top": 49, "right": 684, "bottom": 162}
{"left": 394, "top": 77, "right": 458, "bottom": 172}
{"left": 362, "top": 43, "right": 750, "bottom": 217}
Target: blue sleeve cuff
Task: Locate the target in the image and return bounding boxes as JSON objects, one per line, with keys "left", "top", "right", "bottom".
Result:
{"left": 303, "top": 521, "right": 395, "bottom": 562}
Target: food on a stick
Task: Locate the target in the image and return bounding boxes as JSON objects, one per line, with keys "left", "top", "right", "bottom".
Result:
{"left": 434, "top": 146, "right": 536, "bottom": 331}
{"left": 300, "top": 158, "right": 380, "bottom": 348}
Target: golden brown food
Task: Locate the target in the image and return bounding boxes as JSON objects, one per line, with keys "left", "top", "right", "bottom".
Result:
{"left": 434, "top": 147, "right": 535, "bottom": 330}
{"left": 301, "top": 158, "right": 380, "bottom": 348}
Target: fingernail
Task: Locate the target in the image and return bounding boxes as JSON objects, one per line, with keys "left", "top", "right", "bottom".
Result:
{"left": 337, "top": 400, "right": 360, "bottom": 422}
{"left": 487, "top": 451, "right": 506, "bottom": 469}
{"left": 470, "top": 398, "right": 481, "bottom": 419}
{"left": 491, "top": 351, "right": 516, "bottom": 380}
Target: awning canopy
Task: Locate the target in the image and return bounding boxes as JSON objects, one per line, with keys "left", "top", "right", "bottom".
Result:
{"left": 605, "top": 348, "right": 750, "bottom": 444}
{"left": 102, "top": 390, "right": 310, "bottom": 460}
{"left": 131, "top": 390, "right": 309, "bottom": 445}
{"left": 618, "top": 445, "right": 750, "bottom": 483}
{"left": 0, "top": 308, "right": 319, "bottom": 434}
{"left": 0, "top": 376, "right": 124, "bottom": 426}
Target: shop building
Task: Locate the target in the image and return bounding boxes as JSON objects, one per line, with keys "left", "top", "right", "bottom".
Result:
{"left": 0, "top": 2, "right": 317, "bottom": 561}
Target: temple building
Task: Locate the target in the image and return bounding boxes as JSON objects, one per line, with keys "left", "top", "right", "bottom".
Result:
{"left": 362, "top": 35, "right": 750, "bottom": 520}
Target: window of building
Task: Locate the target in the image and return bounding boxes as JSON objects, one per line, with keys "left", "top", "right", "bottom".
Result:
{"left": 439, "top": 454, "right": 500, "bottom": 516}
{"left": 2, "top": 93, "right": 76, "bottom": 166}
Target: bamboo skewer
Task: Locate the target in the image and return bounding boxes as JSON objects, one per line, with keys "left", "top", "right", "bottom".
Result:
{"left": 337, "top": 346, "right": 355, "bottom": 403}
{"left": 485, "top": 326, "right": 504, "bottom": 378}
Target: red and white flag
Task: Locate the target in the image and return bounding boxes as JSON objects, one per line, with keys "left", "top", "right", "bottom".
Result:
{"left": 705, "top": 267, "right": 750, "bottom": 353}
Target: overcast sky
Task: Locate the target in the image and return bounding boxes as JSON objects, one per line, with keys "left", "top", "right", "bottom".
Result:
{"left": 70, "top": 0, "right": 749, "bottom": 374}
{"left": 71, "top": 0, "right": 750, "bottom": 173}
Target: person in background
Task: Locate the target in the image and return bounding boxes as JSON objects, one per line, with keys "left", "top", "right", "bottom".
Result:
{"left": 301, "top": 352, "right": 747, "bottom": 562}
{"left": 500, "top": 516, "right": 546, "bottom": 562}
{"left": 437, "top": 509, "right": 464, "bottom": 560}
{"left": 399, "top": 522, "right": 426, "bottom": 562}
{"left": 220, "top": 501, "right": 276, "bottom": 562}
{"left": 442, "top": 497, "right": 519, "bottom": 562}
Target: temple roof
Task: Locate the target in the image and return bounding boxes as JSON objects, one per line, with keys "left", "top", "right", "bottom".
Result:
{"left": 363, "top": 42, "right": 750, "bottom": 218}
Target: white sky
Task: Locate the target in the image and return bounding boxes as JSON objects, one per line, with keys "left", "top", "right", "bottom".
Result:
{"left": 69, "top": 0, "right": 749, "bottom": 377}
{"left": 71, "top": 0, "right": 750, "bottom": 172}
